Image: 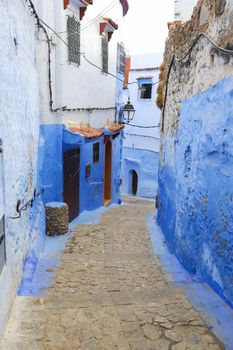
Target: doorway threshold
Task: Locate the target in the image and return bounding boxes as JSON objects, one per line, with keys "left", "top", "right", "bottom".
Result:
{"left": 104, "top": 199, "right": 112, "bottom": 207}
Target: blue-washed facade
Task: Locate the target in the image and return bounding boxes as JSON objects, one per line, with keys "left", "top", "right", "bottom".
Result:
{"left": 36, "top": 0, "right": 127, "bottom": 216}
{"left": 158, "top": 0, "right": 233, "bottom": 307}
{"left": 38, "top": 124, "right": 123, "bottom": 214}
{"left": 22, "top": 0, "right": 127, "bottom": 300}
{"left": 122, "top": 53, "right": 162, "bottom": 198}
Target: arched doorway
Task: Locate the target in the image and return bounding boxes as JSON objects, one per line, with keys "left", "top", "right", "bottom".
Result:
{"left": 132, "top": 170, "right": 138, "bottom": 195}
{"left": 104, "top": 140, "right": 112, "bottom": 205}
{"left": 128, "top": 170, "right": 138, "bottom": 195}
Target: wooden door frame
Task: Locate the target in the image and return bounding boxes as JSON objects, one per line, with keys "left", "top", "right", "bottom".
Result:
{"left": 63, "top": 148, "right": 80, "bottom": 222}
{"left": 103, "top": 138, "right": 112, "bottom": 206}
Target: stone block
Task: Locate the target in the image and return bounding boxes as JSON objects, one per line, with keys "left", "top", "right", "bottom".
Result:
{"left": 215, "top": 0, "right": 226, "bottom": 16}
{"left": 45, "top": 202, "right": 69, "bottom": 236}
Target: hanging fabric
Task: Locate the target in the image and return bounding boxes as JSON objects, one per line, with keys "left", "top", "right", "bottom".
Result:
{"left": 119, "top": 0, "right": 129, "bottom": 16}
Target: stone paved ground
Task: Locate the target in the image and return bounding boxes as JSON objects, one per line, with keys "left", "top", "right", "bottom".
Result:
{"left": 1, "top": 197, "right": 224, "bottom": 349}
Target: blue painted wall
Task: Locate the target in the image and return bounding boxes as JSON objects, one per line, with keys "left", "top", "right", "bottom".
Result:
{"left": 158, "top": 77, "right": 233, "bottom": 307}
{"left": 19, "top": 125, "right": 123, "bottom": 295}
{"left": 38, "top": 125, "right": 64, "bottom": 203}
{"left": 122, "top": 147, "right": 159, "bottom": 198}
{"left": 38, "top": 124, "right": 123, "bottom": 213}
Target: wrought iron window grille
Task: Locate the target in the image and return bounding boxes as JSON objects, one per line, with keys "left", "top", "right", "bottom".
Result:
{"left": 102, "top": 35, "right": 109, "bottom": 74}
{"left": 67, "top": 15, "right": 81, "bottom": 66}
{"left": 117, "top": 43, "right": 126, "bottom": 74}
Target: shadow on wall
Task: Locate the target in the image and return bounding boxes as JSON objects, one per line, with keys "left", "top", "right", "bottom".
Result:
{"left": 128, "top": 169, "right": 138, "bottom": 195}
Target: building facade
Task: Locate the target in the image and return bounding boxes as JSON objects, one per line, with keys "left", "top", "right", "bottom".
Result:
{"left": 157, "top": 0, "right": 233, "bottom": 307}
{"left": 0, "top": 0, "right": 128, "bottom": 337}
{"left": 121, "top": 53, "right": 162, "bottom": 198}
{"left": 37, "top": 0, "right": 127, "bottom": 217}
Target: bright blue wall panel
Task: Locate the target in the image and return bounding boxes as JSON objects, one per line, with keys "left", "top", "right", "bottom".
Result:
{"left": 38, "top": 125, "right": 122, "bottom": 213}
{"left": 158, "top": 77, "right": 233, "bottom": 306}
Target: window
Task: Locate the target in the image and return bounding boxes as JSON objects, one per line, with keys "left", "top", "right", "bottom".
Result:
{"left": 140, "top": 83, "right": 152, "bottom": 100}
{"left": 117, "top": 43, "right": 126, "bottom": 74}
{"left": 85, "top": 163, "right": 91, "bottom": 178}
{"left": 102, "top": 35, "right": 108, "bottom": 73}
{"left": 67, "top": 16, "right": 80, "bottom": 65}
{"left": 93, "top": 142, "right": 100, "bottom": 164}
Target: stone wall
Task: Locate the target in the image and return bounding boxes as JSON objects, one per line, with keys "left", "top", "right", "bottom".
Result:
{"left": 157, "top": 0, "right": 233, "bottom": 306}
{"left": 0, "top": 0, "right": 42, "bottom": 337}
{"left": 158, "top": 0, "right": 233, "bottom": 133}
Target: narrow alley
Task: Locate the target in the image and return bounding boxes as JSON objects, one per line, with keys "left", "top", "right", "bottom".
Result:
{"left": 2, "top": 0, "right": 233, "bottom": 348}
{"left": 1, "top": 197, "right": 224, "bottom": 350}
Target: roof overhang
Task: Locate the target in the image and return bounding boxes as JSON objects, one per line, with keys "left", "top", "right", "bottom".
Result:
{"left": 105, "top": 122, "right": 124, "bottom": 133}
{"left": 64, "top": 0, "right": 93, "bottom": 8}
{"left": 63, "top": 123, "right": 104, "bottom": 144}
{"left": 99, "top": 18, "right": 118, "bottom": 41}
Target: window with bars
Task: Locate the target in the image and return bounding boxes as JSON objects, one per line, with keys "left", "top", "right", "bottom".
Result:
{"left": 67, "top": 15, "right": 80, "bottom": 65}
{"left": 93, "top": 142, "right": 100, "bottom": 164}
{"left": 139, "top": 83, "right": 152, "bottom": 100}
{"left": 117, "top": 43, "right": 126, "bottom": 74}
{"left": 102, "top": 36, "right": 109, "bottom": 73}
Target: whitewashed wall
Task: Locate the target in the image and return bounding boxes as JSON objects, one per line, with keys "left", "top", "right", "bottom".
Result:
{"left": 174, "top": 0, "right": 198, "bottom": 22}
{"left": 0, "top": 0, "right": 40, "bottom": 338}
{"left": 123, "top": 53, "right": 162, "bottom": 152}
{"left": 121, "top": 53, "right": 162, "bottom": 198}
{"left": 37, "top": 0, "right": 124, "bottom": 127}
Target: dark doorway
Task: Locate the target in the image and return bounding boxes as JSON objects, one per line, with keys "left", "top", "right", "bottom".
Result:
{"left": 63, "top": 148, "right": 80, "bottom": 222}
{"left": 104, "top": 139, "right": 112, "bottom": 205}
{"left": 132, "top": 170, "right": 138, "bottom": 195}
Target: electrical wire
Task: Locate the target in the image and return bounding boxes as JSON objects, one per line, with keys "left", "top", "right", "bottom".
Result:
{"left": 38, "top": 18, "right": 163, "bottom": 89}
{"left": 161, "top": 33, "right": 233, "bottom": 132}
{"left": 81, "top": 52, "right": 162, "bottom": 87}
{"left": 40, "top": 18, "right": 68, "bottom": 46}
{"left": 57, "top": 0, "right": 118, "bottom": 35}
{"left": 25, "top": 0, "right": 54, "bottom": 111}
{"left": 81, "top": 0, "right": 118, "bottom": 31}
{"left": 175, "top": 32, "right": 233, "bottom": 65}
{"left": 26, "top": 0, "right": 115, "bottom": 112}
{"left": 122, "top": 122, "right": 160, "bottom": 129}
{"left": 124, "top": 133, "right": 160, "bottom": 140}
{"left": 73, "top": 0, "right": 117, "bottom": 32}
{"left": 26, "top": 0, "right": 233, "bottom": 123}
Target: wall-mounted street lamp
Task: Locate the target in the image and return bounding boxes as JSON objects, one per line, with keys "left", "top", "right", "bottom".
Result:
{"left": 122, "top": 97, "right": 136, "bottom": 123}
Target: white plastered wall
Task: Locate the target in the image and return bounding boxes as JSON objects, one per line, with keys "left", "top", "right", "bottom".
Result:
{"left": 37, "top": 0, "right": 125, "bottom": 127}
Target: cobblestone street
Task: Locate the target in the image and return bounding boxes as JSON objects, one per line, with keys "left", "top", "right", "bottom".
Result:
{"left": 1, "top": 197, "right": 224, "bottom": 349}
